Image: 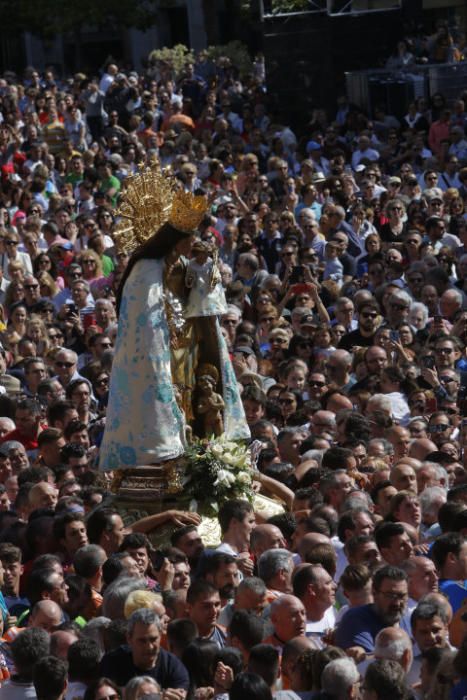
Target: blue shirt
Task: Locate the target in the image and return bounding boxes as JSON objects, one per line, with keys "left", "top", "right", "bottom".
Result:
{"left": 439, "top": 579, "right": 467, "bottom": 613}
{"left": 334, "top": 603, "right": 388, "bottom": 652}
{"left": 451, "top": 677, "right": 467, "bottom": 700}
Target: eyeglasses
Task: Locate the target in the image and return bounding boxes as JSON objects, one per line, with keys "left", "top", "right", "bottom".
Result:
{"left": 55, "top": 361, "right": 75, "bottom": 368}
{"left": 428, "top": 424, "right": 450, "bottom": 433}
{"left": 82, "top": 260, "right": 96, "bottom": 265}
{"left": 68, "top": 272, "right": 82, "bottom": 278}
{"left": 283, "top": 252, "right": 294, "bottom": 257}
{"left": 309, "top": 380, "right": 325, "bottom": 387}
{"left": 391, "top": 207, "right": 403, "bottom": 213}
{"left": 436, "top": 347, "right": 454, "bottom": 354}
{"left": 440, "top": 376, "right": 459, "bottom": 383}
{"left": 377, "top": 590, "right": 408, "bottom": 601}
{"left": 361, "top": 312, "right": 377, "bottom": 319}
{"left": 391, "top": 304, "right": 409, "bottom": 311}
{"left": 96, "top": 377, "right": 109, "bottom": 386}
{"left": 279, "top": 398, "right": 295, "bottom": 405}
{"left": 5, "top": 240, "right": 18, "bottom": 246}
{"left": 99, "top": 343, "right": 113, "bottom": 349}
{"left": 25, "top": 284, "right": 39, "bottom": 290}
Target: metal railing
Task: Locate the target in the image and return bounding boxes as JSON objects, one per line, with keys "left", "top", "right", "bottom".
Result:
{"left": 345, "top": 62, "right": 467, "bottom": 116}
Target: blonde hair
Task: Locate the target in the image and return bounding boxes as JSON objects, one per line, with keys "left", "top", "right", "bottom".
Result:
{"left": 124, "top": 590, "right": 164, "bottom": 619}
{"left": 36, "top": 271, "right": 59, "bottom": 298}
{"left": 78, "top": 248, "right": 103, "bottom": 278}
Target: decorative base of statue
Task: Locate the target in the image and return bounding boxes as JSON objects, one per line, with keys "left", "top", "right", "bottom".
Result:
{"left": 108, "top": 459, "right": 285, "bottom": 548}
{"left": 108, "top": 460, "right": 223, "bottom": 547}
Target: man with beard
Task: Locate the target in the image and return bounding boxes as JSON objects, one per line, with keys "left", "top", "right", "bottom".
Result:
{"left": 201, "top": 552, "right": 240, "bottom": 606}
{"left": 338, "top": 301, "right": 380, "bottom": 351}
{"left": 334, "top": 565, "right": 408, "bottom": 654}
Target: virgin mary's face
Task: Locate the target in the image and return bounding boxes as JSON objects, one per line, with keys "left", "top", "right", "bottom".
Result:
{"left": 175, "top": 234, "right": 195, "bottom": 257}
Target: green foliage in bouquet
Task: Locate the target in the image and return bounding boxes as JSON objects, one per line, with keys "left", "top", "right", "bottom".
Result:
{"left": 182, "top": 437, "right": 254, "bottom": 518}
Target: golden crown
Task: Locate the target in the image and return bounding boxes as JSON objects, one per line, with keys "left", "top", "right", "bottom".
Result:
{"left": 169, "top": 189, "right": 208, "bottom": 233}
{"left": 113, "top": 158, "right": 208, "bottom": 255}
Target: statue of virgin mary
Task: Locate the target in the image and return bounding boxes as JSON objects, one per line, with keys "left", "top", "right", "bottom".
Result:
{"left": 99, "top": 162, "right": 249, "bottom": 472}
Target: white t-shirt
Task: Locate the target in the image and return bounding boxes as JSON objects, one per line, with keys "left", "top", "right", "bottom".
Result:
{"left": 305, "top": 605, "right": 336, "bottom": 648}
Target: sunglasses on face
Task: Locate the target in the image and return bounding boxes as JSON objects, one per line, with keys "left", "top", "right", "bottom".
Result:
{"left": 361, "top": 312, "right": 377, "bottom": 319}
{"left": 428, "top": 424, "right": 449, "bottom": 433}
{"left": 55, "top": 361, "right": 74, "bottom": 368}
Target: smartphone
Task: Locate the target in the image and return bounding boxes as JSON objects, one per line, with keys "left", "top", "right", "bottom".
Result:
{"left": 66, "top": 303, "right": 77, "bottom": 318}
{"left": 289, "top": 265, "right": 305, "bottom": 284}
{"left": 422, "top": 356, "right": 435, "bottom": 369}
{"left": 291, "top": 283, "right": 311, "bottom": 295}
{"left": 151, "top": 550, "right": 165, "bottom": 571}
{"left": 82, "top": 311, "right": 96, "bottom": 330}
{"left": 390, "top": 330, "right": 400, "bottom": 343}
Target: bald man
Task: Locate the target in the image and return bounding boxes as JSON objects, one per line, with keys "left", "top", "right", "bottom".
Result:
{"left": 409, "top": 438, "right": 438, "bottom": 461}
{"left": 50, "top": 628, "right": 80, "bottom": 659}
{"left": 374, "top": 627, "right": 413, "bottom": 674}
{"left": 250, "top": 525, "right": 285, "bottom": 559}
{"left": 325, "top": 393, "right": 353, "bottom": 415}
{"left": 298, "top": 533, "right": 332, "bottom": 564}
{"left": 282, "top": 635, "right": 320, "bottom": 687}
{"left": 386, "top": 426, "right": 411, "bottom": 461}
{"left": 29, "top": 481, "right": 58, "bottom": 512}
{"left": 264, "top": 595, "right": 306, "bottom": 649}
{"left": 29, "top": 599, "right": 62, "bottom": 632}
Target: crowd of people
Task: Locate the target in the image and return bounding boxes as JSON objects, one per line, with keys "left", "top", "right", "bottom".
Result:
{"left": 0, "top": 35, "right": 464, "bottom": 700}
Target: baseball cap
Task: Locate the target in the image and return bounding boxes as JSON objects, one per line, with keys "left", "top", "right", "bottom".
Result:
{"left": 306, "top": 140, "right": 322, "bottom": 152}
{"left": 234, "top": 346, "right": 255, "bottom": 356}
{"left": 300, "top": 313, "right": 319, "bottom": 326}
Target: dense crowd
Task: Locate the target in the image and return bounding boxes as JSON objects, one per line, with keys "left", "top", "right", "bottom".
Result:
{"left": 0, "top": 37, "right": 465, "bottom": 700}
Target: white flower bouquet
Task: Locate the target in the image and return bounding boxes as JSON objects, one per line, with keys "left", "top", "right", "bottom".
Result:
{"left": 182, "top": 436, "right": 254, "bottom": 517}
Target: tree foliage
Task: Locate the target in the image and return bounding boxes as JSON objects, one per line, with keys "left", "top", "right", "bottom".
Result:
{"left": 148, "top": 44, "right": 195, "bottom": 75}
{"left": 0, "top": 0, "right": 157, "bottom": 38}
